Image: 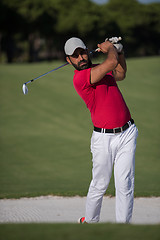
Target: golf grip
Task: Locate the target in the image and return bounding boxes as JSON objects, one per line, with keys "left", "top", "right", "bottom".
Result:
{"left": 94, "top": 37, "right": 122, "bottom": 53}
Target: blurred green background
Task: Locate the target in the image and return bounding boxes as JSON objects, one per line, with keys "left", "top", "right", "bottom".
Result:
{"left": 0, "top": 0, "right": 160, "bottom": 63}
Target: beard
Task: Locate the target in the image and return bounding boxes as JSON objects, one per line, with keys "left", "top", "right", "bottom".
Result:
{"left": 70, "top": 57, "right": 92, "bottom": 71}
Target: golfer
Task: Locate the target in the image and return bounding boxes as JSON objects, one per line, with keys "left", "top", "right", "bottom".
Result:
{"left": 64, "top": 37, "right": 138, "bottom": 223}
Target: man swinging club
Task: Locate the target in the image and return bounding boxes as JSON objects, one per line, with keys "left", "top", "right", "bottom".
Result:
{"left": 64, "top": 37, "right": 138, "bottom": 223}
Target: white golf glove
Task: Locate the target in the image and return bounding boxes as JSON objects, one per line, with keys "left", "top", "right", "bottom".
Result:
{"left": 113, "top": 43, "right": 123, "bottom": 53}
{"left": 105, "top": 37, "right": 123, "bottom": 53}
{"left": 106, "top": 37, "right": 122, "bottom": 44}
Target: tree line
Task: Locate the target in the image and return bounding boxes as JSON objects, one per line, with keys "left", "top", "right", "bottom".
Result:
{"left": 0, "top": 0, "right": 160, "bottom": 62}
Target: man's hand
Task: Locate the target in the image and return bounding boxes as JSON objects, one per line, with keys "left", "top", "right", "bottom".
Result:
{"left": 105, "top": 37, "right": 123, "bottom": 53}
{"left": 97, "top": 41, "right": 114, "bottom": 54}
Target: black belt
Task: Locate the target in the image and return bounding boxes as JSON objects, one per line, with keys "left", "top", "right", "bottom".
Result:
{"left": 94, "top": 119, "right": 134, "bottom": 134}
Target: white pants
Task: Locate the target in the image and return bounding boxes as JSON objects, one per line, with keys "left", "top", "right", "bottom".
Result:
{"left": 85, "top": 124, "right": 138, "bottom": 223}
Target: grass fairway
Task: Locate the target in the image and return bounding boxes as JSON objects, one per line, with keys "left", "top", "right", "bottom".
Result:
{"left": 0, "top": 223, "right": 160, "bottom": 240}
{"left": 0, "top": 56, "right": 160, "bottom": 198}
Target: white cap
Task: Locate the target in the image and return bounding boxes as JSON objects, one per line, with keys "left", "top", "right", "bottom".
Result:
{"left": 64, "top": 37, "right": 87, "bottom": 55}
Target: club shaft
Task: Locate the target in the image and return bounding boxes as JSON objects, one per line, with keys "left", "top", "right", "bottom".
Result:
{"left": 25, "top": 63, "right": 69, "bottom": 85}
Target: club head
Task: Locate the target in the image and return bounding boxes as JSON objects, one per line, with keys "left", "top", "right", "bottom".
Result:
{"left": 22, "top": 84, "right": 28, "bottom": 95}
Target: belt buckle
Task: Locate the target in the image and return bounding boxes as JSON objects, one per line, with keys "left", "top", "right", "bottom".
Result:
{"left": 113, "top": 127, "right": 123, "bottom": 134}
{"left": 113, "top": 127, "right": 118, "bottom": 133}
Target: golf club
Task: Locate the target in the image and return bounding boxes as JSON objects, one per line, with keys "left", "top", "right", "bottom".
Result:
{"left": 22, "top": 51, "right": 98, "bottom": 95}
{"left": 22, "top": 37, "right": 122, "bottom": 95}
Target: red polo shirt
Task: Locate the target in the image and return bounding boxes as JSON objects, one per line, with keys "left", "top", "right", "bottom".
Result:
{"left": 73, "top": 67, "right": 131, "bottom": 129}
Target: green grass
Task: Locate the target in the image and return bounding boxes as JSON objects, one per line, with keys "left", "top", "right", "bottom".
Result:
{"left": 0, "top": 56, "right": 160, "bottom": 198}
{"left": 0, "top": 223, "right": 160, "bottom": 240}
